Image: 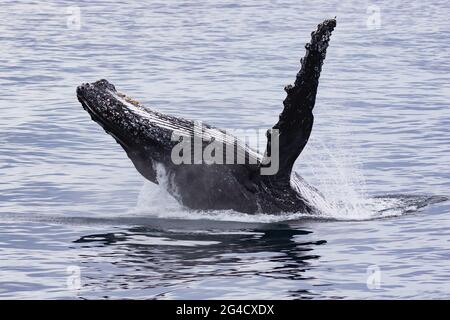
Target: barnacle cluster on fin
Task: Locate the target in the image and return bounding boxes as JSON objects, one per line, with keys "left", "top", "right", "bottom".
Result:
{"left": 117, "top": 91, "right": 141, "bottom": 106}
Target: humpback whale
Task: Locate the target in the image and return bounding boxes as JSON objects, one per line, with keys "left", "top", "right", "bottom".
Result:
{"left": 77, "top": 18, "right": 336, "bottom": 214}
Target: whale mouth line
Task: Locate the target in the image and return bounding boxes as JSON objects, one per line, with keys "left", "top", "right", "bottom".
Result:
{"left": 77, "top": 94, "right": 101, "bottom": 122}
{"left": 78, "top": 95, "right": 96, "bottom": 116}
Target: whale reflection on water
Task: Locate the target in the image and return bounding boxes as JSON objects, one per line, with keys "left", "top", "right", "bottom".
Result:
{"left": 0, "top": 192, "right": 446, "bottom": 299}
{"left": 71, "top": 220, "right": 326, "bottom": 299}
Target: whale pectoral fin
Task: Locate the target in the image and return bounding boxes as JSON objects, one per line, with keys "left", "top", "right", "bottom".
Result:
{"left": 263, "top": 18, "right": 336, "bottom": 180}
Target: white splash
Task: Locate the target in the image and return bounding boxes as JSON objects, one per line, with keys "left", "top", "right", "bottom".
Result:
{"left": 296, "top": 140, "right": 375, "bottom": 220}
{"left": 133, "top": 162, "right": 183, "bottom": 214}
{"left": 131, "top": 140, "right": 439, "bottom": 223}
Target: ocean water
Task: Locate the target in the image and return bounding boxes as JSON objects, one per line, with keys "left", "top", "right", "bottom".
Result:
{"left": 0, "top": 0, "right": 449, "bottom": 299}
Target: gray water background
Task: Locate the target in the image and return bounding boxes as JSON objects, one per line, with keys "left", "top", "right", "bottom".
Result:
{"left": 0, "top": 0, "right": 449, "bottom": 299}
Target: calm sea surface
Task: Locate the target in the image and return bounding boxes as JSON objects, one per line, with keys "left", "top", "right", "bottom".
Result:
{"left": 0, "top": 0, "right": 449, "bottom": 299}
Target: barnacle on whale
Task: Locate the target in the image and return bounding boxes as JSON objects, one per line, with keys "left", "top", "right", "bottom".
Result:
{"left": 117, "top": 91, "right": 141, "bottom": 106}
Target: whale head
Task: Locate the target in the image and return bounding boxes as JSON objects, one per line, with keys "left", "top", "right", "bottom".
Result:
{"left": 76, "top": 79, "right": 167, "bottom": 182}
{"left": 77, "top": 79, "right": 139, "bottom": 149}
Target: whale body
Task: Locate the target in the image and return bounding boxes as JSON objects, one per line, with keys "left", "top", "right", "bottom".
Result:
{"left": 76, "top": 19, "right": 336, "bottom": 214}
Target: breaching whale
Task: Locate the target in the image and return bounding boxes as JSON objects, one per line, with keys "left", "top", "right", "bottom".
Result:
{"left": 77, "top": 18, "right": 336, "bottom": 214}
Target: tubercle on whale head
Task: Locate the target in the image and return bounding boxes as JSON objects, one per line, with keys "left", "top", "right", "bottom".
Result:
{"left": 76, "top": 79, "right": 118, "bottom": 118}
{"left": 77, "top": 79, "right": 116, "bottom": 94}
